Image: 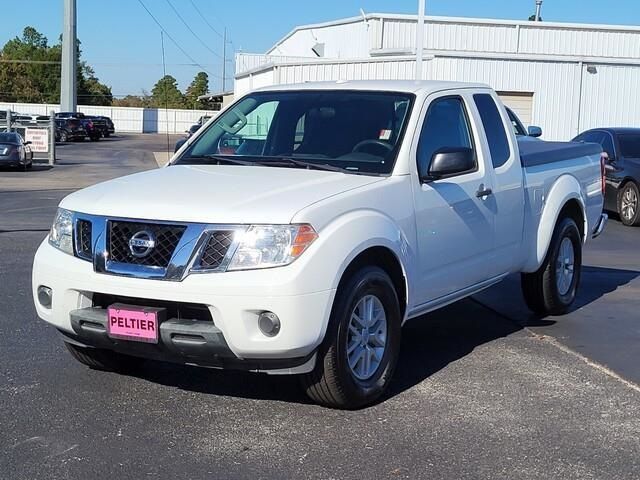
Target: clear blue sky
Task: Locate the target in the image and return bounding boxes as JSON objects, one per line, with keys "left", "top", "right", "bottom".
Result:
{"left": 2, "top": 0, "right": 639, "bottom": 97}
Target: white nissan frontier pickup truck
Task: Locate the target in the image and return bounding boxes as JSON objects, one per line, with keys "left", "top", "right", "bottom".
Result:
{"left": 33, "top": 81, "right": 607, "bottom": 408}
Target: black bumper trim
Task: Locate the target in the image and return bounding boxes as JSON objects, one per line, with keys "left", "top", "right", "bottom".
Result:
{"left": 65, "top": 307, "right": 314, "bottom": 371}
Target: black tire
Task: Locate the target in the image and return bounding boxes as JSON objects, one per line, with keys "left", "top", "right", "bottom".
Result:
{"left": 65, "top": 342, "right": 139, "bottom": 372}
{"left": 104, "top": 132, "right": 110, "bottom": 138}
{"left": 521, "top": 217, "right": 582, "bottom": 316}
{"left": 617, "top": 182, "right": 640, "bottom": 226}
{"left": 301, "top": 266, "right": 402, "bottom": 409}
{"left": 26, "top": 161, "right": 32, "bottom": 170}
{"left": 90, "top": 135, "right": 100, "bottom": 142}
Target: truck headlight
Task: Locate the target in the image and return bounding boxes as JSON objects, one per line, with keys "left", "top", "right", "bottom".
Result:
{"left": 49, "top": 208, "right": 74, "bottom": 255}
{"left": 227, "top": 224, "right": 318, "bottom": 271}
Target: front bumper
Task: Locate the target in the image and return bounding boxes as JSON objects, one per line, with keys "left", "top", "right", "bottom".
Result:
{"left": 63, "top": 307, "right": 315, "bottom": 372}
{"left": 33, "top": 239, "right": 335, "bottom": 374}
{"left": 0, "top": 153, "right": 23, "bottom": 165}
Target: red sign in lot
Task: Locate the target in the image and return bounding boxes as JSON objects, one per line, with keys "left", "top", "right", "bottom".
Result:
{"left": 107, "top": 304, "right": 162, "bottom": 344}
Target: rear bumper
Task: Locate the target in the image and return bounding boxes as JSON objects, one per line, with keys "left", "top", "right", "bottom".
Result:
{"left": 592, "top": 213, "right": 608, "bottom": 239}
{"left": 63, "top": 307, "right": 315, "bottom": 373}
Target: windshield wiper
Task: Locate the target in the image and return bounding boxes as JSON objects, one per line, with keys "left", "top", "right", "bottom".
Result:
{"left": 261, "top": 156, "right": 350, "bottom": 173}
{"left": 180, "top": 154, "right": 258, "bottom": 166}
{"left": 181, "top": 154, "right": 351, "bottom": 173}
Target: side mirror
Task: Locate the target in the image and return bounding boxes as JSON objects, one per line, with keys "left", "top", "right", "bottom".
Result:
{"left": 527, "top": 126, "right": 542, "bottom": 138}
{"left": 422, "top": 147, "right": 475, "bottom": 181}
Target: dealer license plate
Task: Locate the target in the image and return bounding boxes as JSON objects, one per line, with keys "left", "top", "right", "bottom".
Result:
{"left": 106, "top": 303, "right": 164, "bottom": 344}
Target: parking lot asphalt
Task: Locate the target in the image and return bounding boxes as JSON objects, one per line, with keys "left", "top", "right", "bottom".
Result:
{"left": 1, "top": 135, "right": 639, "bottom": 479}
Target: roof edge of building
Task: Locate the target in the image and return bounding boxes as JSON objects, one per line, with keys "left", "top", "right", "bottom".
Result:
{"left": 267, "top": 12, "right": 640, "bottom": 55}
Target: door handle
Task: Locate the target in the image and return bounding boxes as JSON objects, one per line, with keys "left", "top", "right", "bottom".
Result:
{"left": 476, "top": 187, "right": 493, "bottom": 198}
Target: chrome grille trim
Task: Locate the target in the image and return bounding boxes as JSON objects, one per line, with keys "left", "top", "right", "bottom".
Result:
{"left": 68, "top": 213, "right": 247, "bottom": 281}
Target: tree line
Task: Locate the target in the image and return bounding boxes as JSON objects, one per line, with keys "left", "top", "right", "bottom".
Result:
{"left": 0, "top": 27, "right": 214, "bottom": 109}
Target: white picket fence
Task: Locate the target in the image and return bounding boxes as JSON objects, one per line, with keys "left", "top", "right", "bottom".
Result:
{"left": 0, "top": 102, "right": 219, "bottom": 134}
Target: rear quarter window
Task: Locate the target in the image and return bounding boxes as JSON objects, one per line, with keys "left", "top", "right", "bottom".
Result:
{"left": 473, "top": 94, "right": 511, "bottom": 169}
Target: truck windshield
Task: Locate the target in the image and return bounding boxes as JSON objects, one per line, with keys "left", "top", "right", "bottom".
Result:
{"left": 175, "top": 90, "right": 414, "bottom": 175}
{"left": 618, "top": 134, "right": 640, "bottom": 158}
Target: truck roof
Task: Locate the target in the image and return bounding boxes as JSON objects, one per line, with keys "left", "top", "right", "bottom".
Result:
{"left": 253, "top": 80, "right": 490, "bottom": 95}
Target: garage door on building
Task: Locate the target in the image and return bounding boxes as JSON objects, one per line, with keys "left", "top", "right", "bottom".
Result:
{"left": 498, "top": 92, "right": 534, "bottom": 126}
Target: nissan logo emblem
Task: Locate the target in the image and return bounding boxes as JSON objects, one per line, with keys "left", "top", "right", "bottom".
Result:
{"left": 128, "top": 230, "right": 156, "bottom": 258}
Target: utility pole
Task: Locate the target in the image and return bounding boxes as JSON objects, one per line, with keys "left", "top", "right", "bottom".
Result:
{"left": 60, "top": 0, "right": 77, "bottom": 112}
{"left": 415, "top": 0, "right": 425, "bottom": 81}
{"left": 222, "top": 27, "right": 227, "bottom": 92}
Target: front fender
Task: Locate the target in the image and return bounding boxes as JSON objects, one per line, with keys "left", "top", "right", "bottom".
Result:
{"left": 522, "top": 174, "right": 586, "bottom": 272}
{"left": 310, "top": 209, "right": 414, "bottom": 306}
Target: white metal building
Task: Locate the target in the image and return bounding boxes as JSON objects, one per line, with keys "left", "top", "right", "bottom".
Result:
{"left": 234, "top": 14, "right": 640, "bottom": 140}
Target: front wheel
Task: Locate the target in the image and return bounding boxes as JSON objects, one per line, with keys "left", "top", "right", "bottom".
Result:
{"left": 618, "top": 182, "right": 640, "bottom": 226}
{"left": 521, "top": 217, "right": 582, "bottom": 316}
{"left": 301, "top": 266, "right": 402, "bottom": 409}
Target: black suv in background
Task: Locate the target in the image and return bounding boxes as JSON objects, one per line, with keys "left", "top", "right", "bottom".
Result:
{"left": 85, "top": 116, "right": 110, "bottom": 139}
{"left": 55, "top": 118, "right": 86, "bottom": 142}
{"left": 55, "top": 112, "right": 101, "bottom": 141}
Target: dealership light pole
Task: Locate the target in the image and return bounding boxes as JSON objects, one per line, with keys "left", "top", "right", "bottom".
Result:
{"left": 415, "top": 0, "right": 425, "bottom": 81}
{"left": 60, "top": 0, "right": 77, "bottom": 112}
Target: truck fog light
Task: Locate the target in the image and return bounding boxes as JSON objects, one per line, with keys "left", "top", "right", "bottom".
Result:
{"left": 258, "top": 312, "right": 280, "bottom": 337}
{"left": 37, "top": 286, "right": 52, "bottom": 308}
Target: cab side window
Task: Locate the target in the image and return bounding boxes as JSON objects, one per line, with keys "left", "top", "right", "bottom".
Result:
{"left": 417, "top": 97, "right": 475, "bottom": 177}
{"left": 474, "top": 94, "right": 511, "bottom": 168}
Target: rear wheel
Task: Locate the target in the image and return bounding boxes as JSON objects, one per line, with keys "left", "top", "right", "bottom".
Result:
{"left": 301, "top": 266, "right": 401, "bottom": 409}
{"left": 618, "top": 182, "right": 640, "bottom": 226}
{"left": 521, "top": 217, "right": 582, "bottom": 315}
{"left": 65, "top": 342, "right": 140, "bottom": 372}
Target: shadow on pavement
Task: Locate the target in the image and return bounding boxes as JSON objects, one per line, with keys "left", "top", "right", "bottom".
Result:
{"left": 95, "top": 266, "right": 639, "bottom": 406}
{"left": 125, "top": 298, "right": 522, "bottom": 406}
{"left": 474, "top": 266, "right": 640, "bottom": 326}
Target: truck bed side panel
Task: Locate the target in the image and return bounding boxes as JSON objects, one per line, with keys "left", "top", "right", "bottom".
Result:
{"left": 520, "top": 148, "right": 603, "bottom": 273}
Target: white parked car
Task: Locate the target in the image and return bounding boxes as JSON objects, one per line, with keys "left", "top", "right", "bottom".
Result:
{"left": 32, "top": 81, "right": 607, "bottom": 408}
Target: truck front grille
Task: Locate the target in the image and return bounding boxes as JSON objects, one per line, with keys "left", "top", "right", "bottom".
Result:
{"left": 199, "top": 231, "right": 234, "bottom": 269}
{"left": 108, "top": 221, "right": 186, "bottom": 268}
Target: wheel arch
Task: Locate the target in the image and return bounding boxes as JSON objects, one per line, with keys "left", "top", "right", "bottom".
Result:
{"left": 522, "top": 174, "right": 586, "bottom": 272}
{"left": 336, "top": 246, "right": 408, "bottom": 321}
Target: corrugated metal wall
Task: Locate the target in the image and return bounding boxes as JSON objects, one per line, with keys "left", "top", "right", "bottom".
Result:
{"left": 427, "top": 57, "right": 582, "bottom": 140}
{"left": 578, "top": 64, "right": 640, "bottom": 131}
{"left": 0, "top": 103, "right": 217, "bottom": 134}
{"left": 382, "top": 19, "right": 518, "bottom": 53}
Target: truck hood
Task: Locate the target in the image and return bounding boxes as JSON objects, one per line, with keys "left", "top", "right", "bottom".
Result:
{"left": 60, "top": 165, "right": 384, "bottom": 224}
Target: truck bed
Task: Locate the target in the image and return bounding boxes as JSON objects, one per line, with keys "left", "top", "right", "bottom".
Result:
{"left": 519, "top": 140, "right": 602, "bottom": 167}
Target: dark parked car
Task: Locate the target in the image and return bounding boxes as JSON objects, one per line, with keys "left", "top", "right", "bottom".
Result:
{"left": 55, "top": 118, "right": 87, "bottom": 142}
{"left": 0, "top": 131, "right": 33, "bottom": 169}
{"left": 99, "top": 116, "right": 115, "bottom": 136}
{"left": 86, "top": 115, "right": 110, "bottom": 138}
{"left": 55, "top": 112, "right": 100, "bottom": 141}
{"left": 573, "top": 128, "right": 640, "bottom": 226}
